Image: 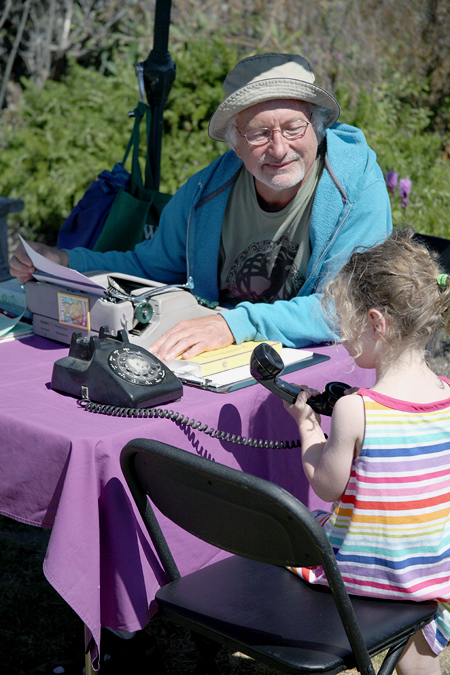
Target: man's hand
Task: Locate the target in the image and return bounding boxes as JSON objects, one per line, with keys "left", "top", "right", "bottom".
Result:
{"left": 10, "top": 241, "right": 69, "bottom": 283}
{"left": 150, "top": 314, "right": 235, "bottom": 361}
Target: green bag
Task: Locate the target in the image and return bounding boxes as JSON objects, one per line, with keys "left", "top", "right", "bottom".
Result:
{"left": 93, "top": 101, "right": 172, "bottom": 253}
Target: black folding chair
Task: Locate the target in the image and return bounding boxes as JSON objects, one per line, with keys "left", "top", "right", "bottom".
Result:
{"left": 120, "top": 439, "right": 437, "bottom": 675}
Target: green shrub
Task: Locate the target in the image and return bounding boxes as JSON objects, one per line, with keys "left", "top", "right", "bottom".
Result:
{"left": 336, "top": 75, "right": 450, "bottom": 236}
{"left": 0, "top": 60, "right": 138, "bottom": 242}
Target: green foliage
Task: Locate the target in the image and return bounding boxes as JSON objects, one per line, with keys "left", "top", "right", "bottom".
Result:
{"left": 0, "top": 59, "right": 138, "bottom": 242}
{"left": 336, "top": 74, "right": 450, "bottom": 236}
{"left": 159, "top": 37, "right": 239, "bottom": 193}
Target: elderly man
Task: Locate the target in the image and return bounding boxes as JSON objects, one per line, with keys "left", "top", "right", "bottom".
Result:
{"left": 10, "top": 53, "right": 392, "bottom": 360}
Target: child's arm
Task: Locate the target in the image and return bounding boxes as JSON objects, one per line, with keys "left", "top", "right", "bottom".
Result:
{"left": 284, "top": 389, "right": 365, "bottom": 502}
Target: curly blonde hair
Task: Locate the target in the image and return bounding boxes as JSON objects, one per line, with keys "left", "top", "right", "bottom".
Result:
{"left": 322, "top": 228, "right": 450, "bottom": 364}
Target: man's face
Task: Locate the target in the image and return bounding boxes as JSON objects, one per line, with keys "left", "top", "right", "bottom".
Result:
{"left": 234, "top": 99, "right": 318, "bottom": 206}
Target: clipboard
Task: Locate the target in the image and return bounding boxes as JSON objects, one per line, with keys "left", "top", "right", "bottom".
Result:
{"left": 178, "top": 351, "right": 330, "bottom": 393}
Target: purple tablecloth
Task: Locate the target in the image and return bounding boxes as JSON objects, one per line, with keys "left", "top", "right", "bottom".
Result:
{"left": 0, "top": 335, "right": 375, "bottom": 666}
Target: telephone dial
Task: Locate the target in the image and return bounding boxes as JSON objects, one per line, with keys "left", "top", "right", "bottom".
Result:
{"left": 250, "top": 342, "right": 350, "bottom": 416}
{"left": 51, "top": 325, "right": 183, "bottom": 408}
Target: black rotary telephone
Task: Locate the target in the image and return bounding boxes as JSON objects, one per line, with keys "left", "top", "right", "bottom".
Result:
{"left": 51, "top": 326, "right": 183, "bottom": 408}
{"left": 250, "top": 342, "right": 350, "bottom": 416}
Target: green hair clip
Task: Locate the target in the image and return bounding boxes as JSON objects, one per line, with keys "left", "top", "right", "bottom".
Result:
{"left": 437, "top": 274, "right": 448, "bottom": 288}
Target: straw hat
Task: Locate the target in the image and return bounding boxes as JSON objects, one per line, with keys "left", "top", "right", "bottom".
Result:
{"left": 208, "top": 53, "right": 340, "bottom": 142}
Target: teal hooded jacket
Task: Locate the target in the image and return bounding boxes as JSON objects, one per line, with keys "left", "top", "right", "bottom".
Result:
{"left": 67, "top": 122, "right": 392, "bottom": 347}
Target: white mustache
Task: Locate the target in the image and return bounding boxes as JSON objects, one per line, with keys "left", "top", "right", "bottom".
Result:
{"left": 259, "top": 151, "right": 303, "bottom": 166}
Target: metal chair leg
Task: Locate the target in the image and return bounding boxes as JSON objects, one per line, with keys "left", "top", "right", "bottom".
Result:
{"left": 84, "top": 625, "right": 96, "bottom": 675}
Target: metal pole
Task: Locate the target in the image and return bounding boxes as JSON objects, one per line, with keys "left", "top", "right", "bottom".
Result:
{"left": 137, "top": 0, "right": 176, "bottom": 190}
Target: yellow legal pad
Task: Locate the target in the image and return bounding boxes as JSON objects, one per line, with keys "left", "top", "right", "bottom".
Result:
{"left": 174, "top": 340, "right": 282, "bottom": 377}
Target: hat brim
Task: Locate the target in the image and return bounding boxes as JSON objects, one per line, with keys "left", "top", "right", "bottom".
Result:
{"left": 208, "top": 78, "right": 340, "bottom": 142}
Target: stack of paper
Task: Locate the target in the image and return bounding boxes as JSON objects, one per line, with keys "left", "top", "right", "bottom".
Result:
{"left": 168, "top": 340, "right": 282, "bottom": 378}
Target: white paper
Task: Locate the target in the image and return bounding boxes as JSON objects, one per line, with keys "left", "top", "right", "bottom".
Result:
{"left": 0, "top": 279, "right": 27, "bottom": 336}
{"left": 20, "top": 236, "right": 106, "bottom": 296}
{"left": 0, "top": 311, "right": 25, "bottom": 336}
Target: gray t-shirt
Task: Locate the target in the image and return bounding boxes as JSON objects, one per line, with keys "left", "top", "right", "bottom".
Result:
{"left": 219, "top": 156, "right": 324, "bottom": 305}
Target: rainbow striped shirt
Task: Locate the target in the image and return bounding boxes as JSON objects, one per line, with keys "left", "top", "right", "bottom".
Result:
{"left": 292, "top": 384, "right": 450, "bottom": 653}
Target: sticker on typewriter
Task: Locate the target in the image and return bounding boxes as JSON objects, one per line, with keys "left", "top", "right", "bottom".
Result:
{"left": 57, "top": 292, "right": 90, "bottom": 330}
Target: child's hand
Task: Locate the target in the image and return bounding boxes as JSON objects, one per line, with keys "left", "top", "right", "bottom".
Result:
{"left": 283, "top": 385, "right": 322, "bottom": 425}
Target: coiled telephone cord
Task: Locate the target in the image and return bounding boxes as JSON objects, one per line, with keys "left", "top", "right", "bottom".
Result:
{"left": 78, "top": 397, "right": 301, "bottom": 449}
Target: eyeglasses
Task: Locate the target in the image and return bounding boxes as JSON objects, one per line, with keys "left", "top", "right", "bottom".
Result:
{"left": 236, "top": 119, "right": 310, "bottom": 146}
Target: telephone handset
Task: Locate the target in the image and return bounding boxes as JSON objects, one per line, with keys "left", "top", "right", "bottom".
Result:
{"left": 250, "top": 343, "right": 350, "bottom": 416}
{"left": 51, "top": 325, "right": 183, "bottom": 408}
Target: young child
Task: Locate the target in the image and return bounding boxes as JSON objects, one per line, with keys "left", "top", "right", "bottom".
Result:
{"left": 285, "top": 229, "right": 450, "bottom": 675}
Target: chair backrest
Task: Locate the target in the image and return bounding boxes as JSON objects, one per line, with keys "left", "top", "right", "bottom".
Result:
{"left": 120, "top": 438, "right": 378, "bottom": 675}
{"left": 121, "top": 438, "right": 329, "bottom": 569}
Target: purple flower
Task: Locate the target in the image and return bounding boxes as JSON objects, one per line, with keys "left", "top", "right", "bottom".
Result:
{"left": 398, "top": 178, "right": 412, "bottom": 208}
{"left": 385, "top": 171, "right": 398, "bottom": 193}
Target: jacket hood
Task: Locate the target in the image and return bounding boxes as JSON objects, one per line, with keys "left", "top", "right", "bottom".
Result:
{"left": 325, "top": 123, "right": 378, "bottom": 205}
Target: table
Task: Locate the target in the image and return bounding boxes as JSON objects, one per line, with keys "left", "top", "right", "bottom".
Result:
{"left": 0, "top": 335, "right": 375, "bottom": 668}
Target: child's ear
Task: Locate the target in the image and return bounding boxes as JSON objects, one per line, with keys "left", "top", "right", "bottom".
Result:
{"left": 367, "top": 309, "right": 386, "bottom": 337}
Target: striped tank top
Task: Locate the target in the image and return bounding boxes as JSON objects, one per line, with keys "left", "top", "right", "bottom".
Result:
{"left": 291, "top": 383, "right": 450, "bottom": 654}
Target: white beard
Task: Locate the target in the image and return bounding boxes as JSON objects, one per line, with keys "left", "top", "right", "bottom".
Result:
{"left": 254, "top": 152, "right": 307, "bottom": 191}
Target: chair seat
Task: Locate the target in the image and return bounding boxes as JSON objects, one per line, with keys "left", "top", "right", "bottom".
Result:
{"left": 156, "top": 555, "right": 437, "bottom": 674}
